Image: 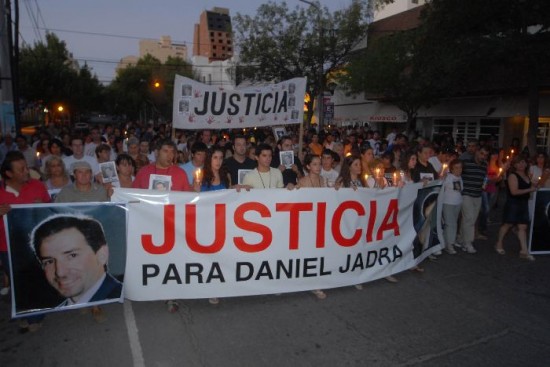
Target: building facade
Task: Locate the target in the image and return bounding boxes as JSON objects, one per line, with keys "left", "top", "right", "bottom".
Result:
{"left": 117, "top": 36, "right": 187, "bottom": 73}
{"left": 193, "top": 7, "right": 234, "bottom": 62}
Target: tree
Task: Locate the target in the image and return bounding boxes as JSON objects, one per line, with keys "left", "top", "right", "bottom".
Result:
{"left": 106, "top": 55, "right": 195, "bottom": 121}
{"left": 18, "top": 32, "right": 104, "bottom": 123}
{"left": 419, "top": 0, "right": 550, "bottom": 154}
{"left": 233, "top": 0, "right": 371, "bottom": 125}
{"left": 341, "top": 28, "right": 445, "bottom": 132}
{"left": 343, "top": 0, "right": 550, "bottom": 148}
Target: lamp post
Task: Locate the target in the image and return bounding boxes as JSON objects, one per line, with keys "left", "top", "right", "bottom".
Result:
{"left": 299, "top": 0, "right": 324, "bottom": 131}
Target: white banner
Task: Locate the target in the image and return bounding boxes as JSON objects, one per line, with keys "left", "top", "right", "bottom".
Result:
{"left": 172, "top": 75, "right": 307, "bottom": 129}
{"left": 113, "top": 184, "right": 441, "bottom": 301}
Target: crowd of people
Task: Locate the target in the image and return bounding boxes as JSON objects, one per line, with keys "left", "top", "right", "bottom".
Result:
{"left": 0, "top": 120, "right": 544, "bottom": 331}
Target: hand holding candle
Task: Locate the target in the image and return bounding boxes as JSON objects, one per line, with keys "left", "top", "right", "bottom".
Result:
{"left": 194, "top": 168, "right": 203, "bottom": 183}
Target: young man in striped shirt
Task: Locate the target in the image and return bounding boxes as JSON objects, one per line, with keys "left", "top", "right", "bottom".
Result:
{"left": 458, "top": 146, "right": 490, "bottom": 254}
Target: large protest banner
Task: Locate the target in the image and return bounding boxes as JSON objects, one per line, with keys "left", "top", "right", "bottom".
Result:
{"left": 172, "top": 75, "right": 307, "bottom": 130}
{"left": 113, "top": 184, "right": 441, "bottom": 301}
{"left": 5, "top": 203, "right": 127, "bottom": 318}
{"left": 529, "top": 189, "right": 550, "bottom": 254}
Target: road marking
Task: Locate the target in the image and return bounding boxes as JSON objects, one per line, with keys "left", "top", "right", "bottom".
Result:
{"left": 124, "top": 300, "right": 145, "bottom": 367}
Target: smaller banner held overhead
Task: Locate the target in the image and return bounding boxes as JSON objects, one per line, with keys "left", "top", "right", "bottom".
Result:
{"left": 172, "top": 76, "right": 307, "bottom": 129}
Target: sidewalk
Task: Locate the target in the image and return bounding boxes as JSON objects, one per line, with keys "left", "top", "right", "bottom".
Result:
{"left": 1, "top": 208, "right": 549, "bottom": 366}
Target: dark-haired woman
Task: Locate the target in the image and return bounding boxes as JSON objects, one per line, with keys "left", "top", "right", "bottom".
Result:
{"left": 495, "top": 156, "right": 537, "bottom": 261}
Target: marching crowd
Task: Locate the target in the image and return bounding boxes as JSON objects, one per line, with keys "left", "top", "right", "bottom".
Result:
{"left": 0, "top": 121, "right": 543, "bottom": 331}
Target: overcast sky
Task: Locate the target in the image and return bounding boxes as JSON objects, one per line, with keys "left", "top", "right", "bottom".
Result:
{"left": 18, "top": 0, "right": 353, "bottom": 84}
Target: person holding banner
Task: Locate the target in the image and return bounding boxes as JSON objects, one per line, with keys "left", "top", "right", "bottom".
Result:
{"left": 495, "top": 156, "right": 537, "bottom": 261}
{"left": 133, "top": 139, "right": 191, "bottom": 192}
{"left": 243, "top": 144, "right": 284, "bottom": 189}
{"left": 180, "top": 142, "right": 207, "bottom": 186}
{"left": 195, "top": 146, "right": 232, "bottom": 304}
{"left": 297, "top": 154, "right": 327, "bottom": 300}
{"left": 223, "top": 135, "right": 256, "bottom": 186}
{"left": 55, "top": 160, "right": 110, "bottom": 322}
{"left": 132, "top": 139, "right": 190, "bottom": 312}
{"left": 0, "top": 151, "right": 51, "bottom": 332}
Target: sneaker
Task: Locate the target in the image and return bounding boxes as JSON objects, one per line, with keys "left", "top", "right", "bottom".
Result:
{"left": 463, "top": 244, "right": 477, "bottom": 254}
{"left": 166, "top": 300, "right": 179, "bottom": 313}
{"left": 311, "top": 289, "right": 327, "bottom": 300}
{"left": 434, "top": 250, "right": 443, "bottom": 256}
{"left": 475, "top": 234, "right": 488, "bottom": 240}
{"left": 385, "top": 276, "right": 398, "bottom": 283}
{"left": 445, "top": 245, "right": 457, "bottom": 255}
{"left": 208, "top": 298, "right": 219, "bottom": 305}
{"left": 354, "top": 284, "right": 363, "bottom": 290}
{"left": 0, "top": 287, "right": 9, "bottom": 296}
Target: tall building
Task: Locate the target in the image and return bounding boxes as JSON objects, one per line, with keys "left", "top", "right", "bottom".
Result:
{"left": 117, "top": 36, "right": 187, "bottom": 73}
{"left": 193, "top": 7, "right": 233, "bottom": 62}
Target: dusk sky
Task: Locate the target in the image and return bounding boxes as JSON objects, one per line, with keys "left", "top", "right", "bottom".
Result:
{"left": 19, "top": 0, "right": 352, "bottom": 84}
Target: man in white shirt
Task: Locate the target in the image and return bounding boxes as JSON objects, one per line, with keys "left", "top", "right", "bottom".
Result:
{"left": 63, "top": 136, "right": 99, "bottom": 179}
{"left": 320, "top": 149, "right": 339, "bottom": 187}
{"left": 243, "top": 144, "right": 284, "bottom": 189}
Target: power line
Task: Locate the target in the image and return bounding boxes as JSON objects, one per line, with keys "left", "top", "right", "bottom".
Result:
{"left": 34, "top": 26, "right": 190, "bottom": 45}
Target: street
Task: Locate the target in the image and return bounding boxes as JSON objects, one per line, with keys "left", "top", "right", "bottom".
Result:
{"left": 1, "top": 220, "right": 549, "bottom": 367}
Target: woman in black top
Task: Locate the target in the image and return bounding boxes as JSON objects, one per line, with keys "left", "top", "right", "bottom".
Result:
{"left": 495, "top": 156, "right": 537, "bottom": 261}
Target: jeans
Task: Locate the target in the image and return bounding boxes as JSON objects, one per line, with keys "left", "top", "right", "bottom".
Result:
{"left": 443, "top": 203, "right": 462, "bottom": 246}
{"left": 458, "top": 195, "right": 482, "bottom": 246}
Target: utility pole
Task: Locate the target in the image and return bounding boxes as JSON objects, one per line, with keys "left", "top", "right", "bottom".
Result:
{"left": 0, "top": 0, "right": 19, "bottom": 135}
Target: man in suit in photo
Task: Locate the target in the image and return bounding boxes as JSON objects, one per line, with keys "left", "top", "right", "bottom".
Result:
{"left": 30, "top": 215, "right": 122, "bottom": 307}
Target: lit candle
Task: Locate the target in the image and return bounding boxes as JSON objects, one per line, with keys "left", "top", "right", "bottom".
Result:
{"left": 499, "top": 167, "right": 503, "bottom": 176}
{"left": 506, "top": 155, "right": 509, "bottom": 160}
{"left": 375, "top": 168, "right": 381, "bottom": 178}
{"left": 441, "top": 163, "right": 447, "bottom": 175}
{"left": 511, "top": 149, "right": 514, "bottom": 156}
{"left": 364, "top": 174, "right": 369, "bottom": 187}
{"left": 393, "top": 172, "right": 397, "bottom": 185}
{"left": 194, "top": 168, "right": 202, "bottom": 183}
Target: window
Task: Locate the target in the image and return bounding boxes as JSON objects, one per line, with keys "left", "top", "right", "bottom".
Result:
{"left": 213, "top": 45, "right": 217, "bottom": 49}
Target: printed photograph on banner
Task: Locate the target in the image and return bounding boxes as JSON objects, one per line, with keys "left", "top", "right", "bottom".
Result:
{"left": 99, "top": 161, "right": 119, "bottom": 183}
{"left": 5, "top": 203, "right": 127, "bottom": 317}
{"left": 412, "top": 185, "right": 442, "bottom": 258}
{"left": 280, "top": 151, "right": 294, "bottom": 169}
{"left": 420, "top": 172, "right": 435, "bottom": 182}
{"left": 181, "top": 84, "right": 192, "bottom": 97}
{"left": 288, "top": 82, "right": 296, "bottom": 94}
{"left": 238, "top": 169, "right": 253, "bottom": 185}
{"left": 288, "top": 95, "right": 296, "bottom": 107}
{"left": 272, "top": 127, "right": 286, "bottom": 140}
{"left": 148, "top": 174, "right": 172, "bottom": 191}
{"left": 178, "top": 99, "right": 189, "bottom": 114}
{"left": 291, "top": 110, "right": 300, "bottom": 121}
{"left": 529, "top": 189, "right": 550, "bottom": 254}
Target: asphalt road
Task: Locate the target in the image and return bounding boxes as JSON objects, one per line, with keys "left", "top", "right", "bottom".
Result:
{"left": 1, "top": 221, "right": 549, "bottom": 367}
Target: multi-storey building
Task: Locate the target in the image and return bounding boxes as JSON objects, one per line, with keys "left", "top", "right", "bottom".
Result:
{"left": 193, "top": 7, "right": 233, "bottom": 62}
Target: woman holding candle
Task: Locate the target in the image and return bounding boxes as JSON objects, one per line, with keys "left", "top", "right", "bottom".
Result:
{"left": 442, "top": 159, "right": 464, "bottom": 254}
{"left": 194, "top": 146, "right": 231, "bottom": 305}
{"left": 360, "top": 145, "right": 375, "bottom": 178}
{"left": 297, "top": 154, "right": 328, "bottom": 299}
{"left": 495, "top": 156, "right": 537, "bottom": 261}
{"left": 336, "top": 155, "right": 365, "bottom": 190}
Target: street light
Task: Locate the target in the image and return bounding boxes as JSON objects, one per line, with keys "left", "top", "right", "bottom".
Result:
{"left": 299, "top": 0, "right": 324, "bottom": 131}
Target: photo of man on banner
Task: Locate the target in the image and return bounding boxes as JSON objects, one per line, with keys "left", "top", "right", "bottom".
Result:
{"left": 6, "top": 203, "right": 126, "bottom": 317}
